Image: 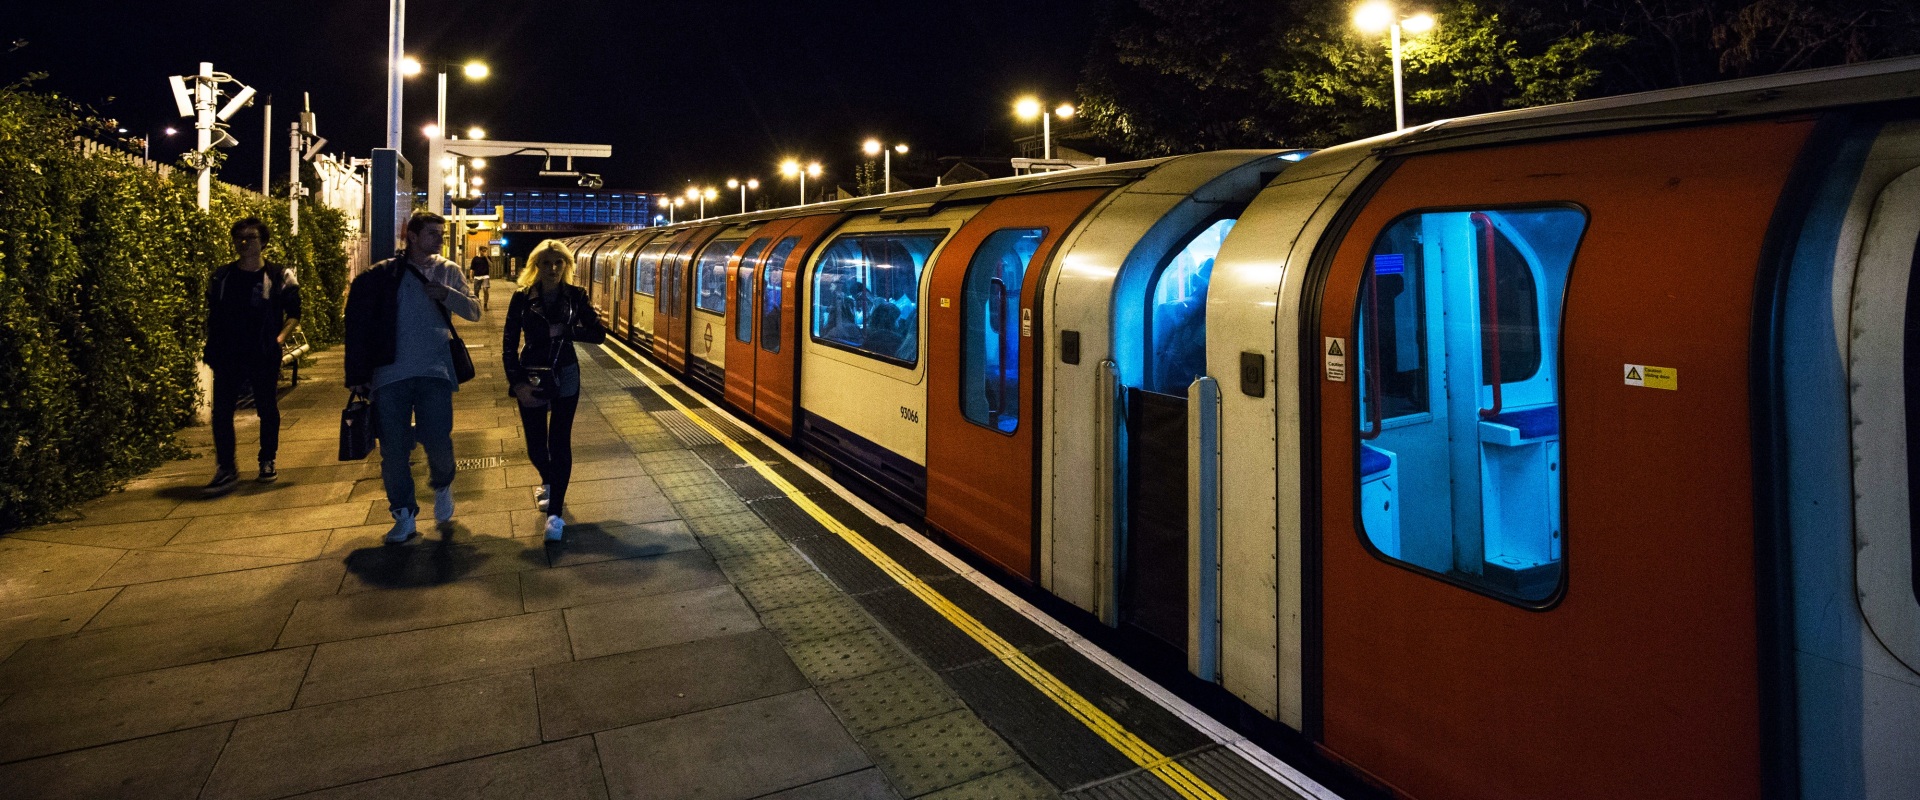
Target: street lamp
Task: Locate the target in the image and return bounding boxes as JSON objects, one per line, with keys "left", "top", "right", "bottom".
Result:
{"left": 727, "top": 178, "right": 759, "bottom": 214}
{"left": 780, "top": 159, "right": 822, "bottom": 206}
{"left": 862, "top": 139, "right": 908, "bottom": 195}
{"left": 1014, "top": 97, "right": 1075, "bottom": 160}
{"left": 1353, "top": 2, "right": 1435, "bottom": 131}
{"left": 407, "top": 55, "right": 489, "bottom": 213}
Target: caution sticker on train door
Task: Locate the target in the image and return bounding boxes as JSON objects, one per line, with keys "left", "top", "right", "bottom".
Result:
{"left": 1624, "top": 363, "right": 1677, "bottom": 390}
{"left": 1325, "top": 337, "right": 1347, "bottom": 382}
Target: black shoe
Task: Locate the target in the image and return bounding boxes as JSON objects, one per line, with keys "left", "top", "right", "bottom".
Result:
{"left": 203, "top": 467, "right": 239, "bottom": 496}
{"left": 257, "top": 460, "right": 278, "bottom": 483}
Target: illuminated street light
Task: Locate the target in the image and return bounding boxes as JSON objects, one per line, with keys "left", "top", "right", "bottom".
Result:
{"left": 863, "top": 139, "right": 908, "bottom": 195}
{"left": 780, "top": 159, "right": 822, "bottom": 206}
{"left": 423, "top": 123, "right": 441, "bottom": 139}
{"left": 400, "top": 57, "right": 423, "bottom": 77}
{"left": 728, "top": 178, "right": 760, "bottom": 214}
{"left": 463, "top": 61, "right": 489, "bottom": 80}
{"left": 471, "top": 158, "right": 486, "bottom": 169}
{"left": 407, "top": 55, "right": 490, "bottom": 215}
{"left": 466, "top": 126, "right": 486, "bottom": 140}
{"left": 1353, "top": 2, "right": 1436, "bottom": 131}
{"left": 1014, "top": 96, "right": 1075, "bottom": 160}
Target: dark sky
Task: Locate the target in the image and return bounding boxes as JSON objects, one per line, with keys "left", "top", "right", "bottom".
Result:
{"left": 9, "top": 0, "right": 1108, "bottom": 197}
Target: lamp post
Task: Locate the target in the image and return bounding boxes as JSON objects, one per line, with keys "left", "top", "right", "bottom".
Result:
{"left": 407, "top": 56, "right": 488, "bottom": 214}
{"left": 1014, "top": 97, "right": 1075, "bottom": 160}
{"left": 862, "top": 139, "right": 908, "bottom": 194}
{"left": 728, "top": 178, "right": 759, "bottom": 214}
{"left": 1353, "top": 2, "right": 1435, "bottom": 131}
{"left": 780, "top": 159, "right": 822, "bottom": 206}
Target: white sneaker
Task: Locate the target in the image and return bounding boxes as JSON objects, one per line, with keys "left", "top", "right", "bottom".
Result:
{"left": 433, "top": 486, "right": 455, "bottom": 523}
{"left": 535, "top": 484, "right": 551, "bottom": 512}
{"left": 384, "top": 508, "right": 418, "bottom": 544}
{"left": 543, "top": 514, "right": 565, "bottom": 542}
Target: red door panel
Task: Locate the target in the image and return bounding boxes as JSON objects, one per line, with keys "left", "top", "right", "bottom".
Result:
{"left": 755, "top": 214, "right": 845, "bottom": 437}
{"left": 725, "top": 219, "right": 803, "bottom": 414}
{"left": 1314, "top": 120, "right": 1813, "bottom": 799}
{"left": 926, "top": 188, "right": 1107, "bottom": 579}
{"left": 655, "top": 226, "right": 722, "bottom": 373}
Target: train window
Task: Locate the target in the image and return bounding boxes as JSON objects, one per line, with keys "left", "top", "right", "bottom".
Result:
{"left": 694, "top": 239, "right": 742, "bottom": 314}
{"left": 633, "top": 240, "right": 670, "bottom": 296}
{"left": 1355, "top": 207, "right": 1585, "bottom": 605}
{"left": 760, "top": 237, "right": 799, "bottom": 353}
{"left": 811, "top": 231, "right": 944, "bottom": 365}
{"left": 961, "top": 228, "right": 1044, "bottom": 434}
{"left": 735, "top": 239, "right": 770, "bottom": 343}
{"left": 1147, "top": 219, "right": 1235, "bottom": 395}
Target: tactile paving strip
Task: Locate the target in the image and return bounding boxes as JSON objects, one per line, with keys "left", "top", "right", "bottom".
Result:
{"left": 786, "top": 627, "right": 912, "bottom": 685}
{"left": 944, "top": 656, "right": 1138, "bottom": 790}
{"left": 1066, "top": 747, "right": 1306, "bottom": 800}
{"left": 925, "top": 766, "right": 1061, "bottom": 800}
{"left": 664, "top": 481, "right": 741, "bottom": 505}
{"left": 760, "top": 594, "right": 875, "bottom": 644}
{"left": 861, "top": 709, "right": 1025, "bottom": 797}
{"left": 816, "top": 664, "right": 966, "bottom": 735}
{"left": 750, "top": 496, "right": 833, "bottom": 543}
{"left": 623, "top": 431, "right": 686, "bottom": 453}
{"left": 684, "top": 510, "right": 774, "bottom": 538}
{"left": 715, "top": 547, "right": 817, "bottom": 584}
{"left": 653, "top": 411, "right": 722, "bottom": 446}
{"left": 734, "top": 571, "right": 843, "bottom": 613}
{"left": 625, "top": 386, "right": 676, "bottom": 411}
{"left": 713, "top": 466, "right": 787, "bottom": 502}
{"left": 637, "top": 450, "right": 709, "bottom": 475}
{"left": 855, "top": 586, "right": 998, "bottom": 671}
{"left": 701, "top": 529, "right": 790, "bottom": 561}
{"left": 788, "top": 531, "right": 903, "bottom": 596}
{"left": 671, "top": 496, "right": 752, "bottom": 521}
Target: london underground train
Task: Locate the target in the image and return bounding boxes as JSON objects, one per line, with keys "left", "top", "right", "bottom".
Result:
{"left": 564, "top": 57, "right": 1920, "bottom": 799}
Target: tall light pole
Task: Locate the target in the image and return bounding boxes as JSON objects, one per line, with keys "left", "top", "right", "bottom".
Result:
{"left": 409, "top": 56, "right": 488, "bottom": 215}
{"left": 167, "top": 62, "right": 257, "bottom": 211}
{"left": 862, "top": 139, "right": 908, "bottom": 194}
{"left": 385, "top": 0, "right": 405, "bottom": 149}
{"left": 780, "top": 159, "right": 822, "bottom": 206}
{"left": 728, "top": 178, "right": 758, "bottom": 214}
{"left": 1353, "top": 2, "right": 1435, "bottom": 131}
{"left": 1014, "top": 97, "right": 1075, "bottom": 160}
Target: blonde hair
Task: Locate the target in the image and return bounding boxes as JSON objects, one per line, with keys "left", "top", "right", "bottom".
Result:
{"left": 519, "top": 239, "right": 576, "bottom": 289}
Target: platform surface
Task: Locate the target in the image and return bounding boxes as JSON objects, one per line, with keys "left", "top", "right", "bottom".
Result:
{"left": 0, "top": 279, "right": 1331, "bottom": 800}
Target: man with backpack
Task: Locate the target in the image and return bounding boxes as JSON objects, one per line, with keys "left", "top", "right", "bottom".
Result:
{"left": 202, "top": 216, "right": 301, "bottom": 496}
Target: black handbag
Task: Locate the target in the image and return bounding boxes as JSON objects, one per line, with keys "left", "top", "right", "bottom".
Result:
{"left": 339, "top": 391, "right": 375, "bottom": 460}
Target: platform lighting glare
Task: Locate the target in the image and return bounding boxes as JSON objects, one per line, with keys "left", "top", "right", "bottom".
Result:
{"left": 863, "top": 139, "right": 882, "bottom": 156}
{"left": 894, "top": 144, "right": 908, "bottom": 155}
{"left": 165, "top": 127, "right": 178, "bottom": 136}
{"left": 471, "top": 158, "right": 486, "bottom": 169}
{"left": 463, "top": 61, "right": 489, "bottom": 80}
{"left": 1014, "top": 97, "right": 1042, "bottom": 120}
{"left": 440, "top": 155, "right": 457, "bottom": 170}
{"left": 779, "top": 159, "right": 800, "bottom": 177}
{"left": 703, "top": 188, "right": 717, "bottom": 200}
{"left": 423, "top": 123, "right": 441, "bottom": 139}
{"left": 806, "top": 162, "right": 821, "bottom": 178}
{"left": 727, "top": 178, "right": 740, "bottom": 189}
{"left": 1055, "top": 103, "right": 1075, "bottom": 119}
{"left": 747, "top": 178, "right": 759, "bottom": 189}
{"left": 466, "top": 126, "right": 485, "bottom": 140}
{"left": 1402, "top": 12, "right": 1435, "bottom": 33}
{"left": 471, "top": 176, "right": 483, "bottom": 187}
{"left": 400, "top": 57, "right": 423, "bottom": 77}
{"left": 1354, "top": 1, "right": 1394, "bottom": 32}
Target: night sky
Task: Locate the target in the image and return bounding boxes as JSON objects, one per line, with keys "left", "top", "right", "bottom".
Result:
{"left": 9, "top": 0, "right": 1107, "bottom": 198}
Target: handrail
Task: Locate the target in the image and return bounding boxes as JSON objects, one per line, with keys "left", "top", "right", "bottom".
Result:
{"left": 1473, "top": 212, "right": 1504, "bottom": 419}
{"left": 1359, "top": 260, "right": 1385, "bottom": 440}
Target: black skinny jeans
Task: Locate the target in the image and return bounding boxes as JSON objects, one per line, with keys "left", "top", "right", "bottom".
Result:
{"left": 211, "top": 361, "right": 281, "bottom": 470}
{"left": 519, "top": 392, "right": 580, "bottom": 516}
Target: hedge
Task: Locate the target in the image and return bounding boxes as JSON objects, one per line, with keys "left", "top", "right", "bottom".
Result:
{"left": 0, "top": 82, "right": 349, "bottom": 530}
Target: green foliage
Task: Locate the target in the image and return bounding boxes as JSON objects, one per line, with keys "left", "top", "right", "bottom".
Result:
{"left": 0, "top": 81, "right": 348, "bottom": 530}
{"left": 1079, "top": 0, "right": 1293, "bottom": 157}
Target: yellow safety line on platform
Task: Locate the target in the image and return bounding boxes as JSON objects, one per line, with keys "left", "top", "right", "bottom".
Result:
{"left": 601, "top": 343, "right": 1228, "bottom": 800}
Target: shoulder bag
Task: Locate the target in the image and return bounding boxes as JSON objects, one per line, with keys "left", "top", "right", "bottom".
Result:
{"left": 406, "top": 262, "right": 475, "bottom": 383}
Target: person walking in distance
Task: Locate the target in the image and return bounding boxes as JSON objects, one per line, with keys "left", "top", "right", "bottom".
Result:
{"left": 469, "top": 249, "right": 493, "bottom": 312}
{"left": 344, "top": 211, "right": 481, "bottom": 543}
{"left": 504, "top": 241, "right": 606, "bottom": 542}
{"left": 202, "top": 216, "right": 301, "bottom": 496}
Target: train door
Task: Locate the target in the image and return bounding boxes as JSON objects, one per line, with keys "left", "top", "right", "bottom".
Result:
{"left": 754, "top": 214, "right": 844, "bottom": 437}
{"left": 726, "top": 219, "right": 802, "bottom": 414}
{"left": 1117, "top": 217, "right": 1238, "bottom": 653}
{"left": 925, "top": 189, "right": 1106, "bottom": 579}
{"left": 688, "top": 231, "right": 753, "bottom": 394}
{"left": 654, "top": 226, "right": 723, "bottom": 372}
{"left": 1314, "top": 121, "right": 1813, "bottom": 799}
{"left": 629, "top": 232, "right": 677, "bottom": 351}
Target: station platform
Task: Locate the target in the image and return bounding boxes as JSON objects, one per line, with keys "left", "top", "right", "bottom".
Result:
{"left": 0, "top": 278, "right": 1337, "bottom": 800}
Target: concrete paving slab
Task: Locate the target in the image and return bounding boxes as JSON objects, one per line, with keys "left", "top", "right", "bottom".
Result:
{"left": 922, "top": 766, "right": 1059, "bottom": 800}
{"left": 757, "top": 768, "right": 903, "bottom": 800}
{"left": 87, "top": 559, "right": 345, "bottom": 630}
{"left": 761, "top": 594, "right": 878, "bottom": 644}
{"left": 545, "top": 519, "right": 700, "bottom": 568}
{"left": 714, "top": 547, "right": 817, "bottom": 584}
{"left": 555, "top": 476, "right": 668, "bottom": 506}
{"left": 277, "top": 571, "right": 523, "bottom": 647}
{"left": 164, "top": 481, "right": 355, "bottom": 517}
{"left": 534, "top": 629, "right": 806, "bottom": 740}
{"left": 286, "top": 738, "right": 609, "bottom": 800}
{"left": 297, "top": 611, "right": 569, "bottom": 707}
{"left": 61, "top": 493, "right": 183, "bottom": 527}
{"left": 0, "top": 647, "right": 310, "bottom": 762}
{"left": 735, "top": 570, "right": 844, "bottom": 613}
{"left": 520, "top": 548, "right": 726, "bottom": 613}
{"left": 560, "top": 495, "right": 681, "bottom": 528}
{"left": 90, "top": 549, "right": 305, "bottom": 588}
{"left": 564, "top": 583, "right": 762, "bottom": 660}
{"left": 0, "top": 539, "right": 127, "bottom": 601}
{"left": 201, "top": 671, "right": 542, "bottom": 800}
{"left": 0, "top": 723, "right": 233, "bottom": 800}
{"left": 171, "top": 503, "right": 373, "bottom": 545}
{"left": 333, "top": 535, "right": 544, "bottom": 594}
{"left": 156, "top": 529, "right": 332, "bottom": 560}
{"left": 593, "top": 689, "right": 869, "bottom": 800}
{"left": 785, "top": 628, "right": 914, "bottom": 686}
{"left": 0, "top": 606, "right": 288, "bottom": 692}
{"left": 861, "top": 710, "right": 1026, "bottom": 797}
{"left": 4, "top": 517, "right": 191, "bottom": 550}
{"left": 701, "top": 528, "right": 791, "bottom": 561}
{"left": 817, "top": 665, "right": 967, "bottom": 736}
{"left": 0, "top": 587, "right": 118, "bottom": 643}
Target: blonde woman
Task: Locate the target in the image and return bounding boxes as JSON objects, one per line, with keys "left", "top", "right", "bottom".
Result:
{"left": 503, "top": 240, "right": 606, "bottom": 541}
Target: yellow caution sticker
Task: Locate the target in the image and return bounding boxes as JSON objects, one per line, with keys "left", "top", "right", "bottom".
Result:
{"left": 1624, "top": 364, "right": 1678, "bottom": 390}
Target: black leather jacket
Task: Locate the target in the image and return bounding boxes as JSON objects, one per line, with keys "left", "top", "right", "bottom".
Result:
{"left": 503, "top": 283, "right": 606, "bottom": 389}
